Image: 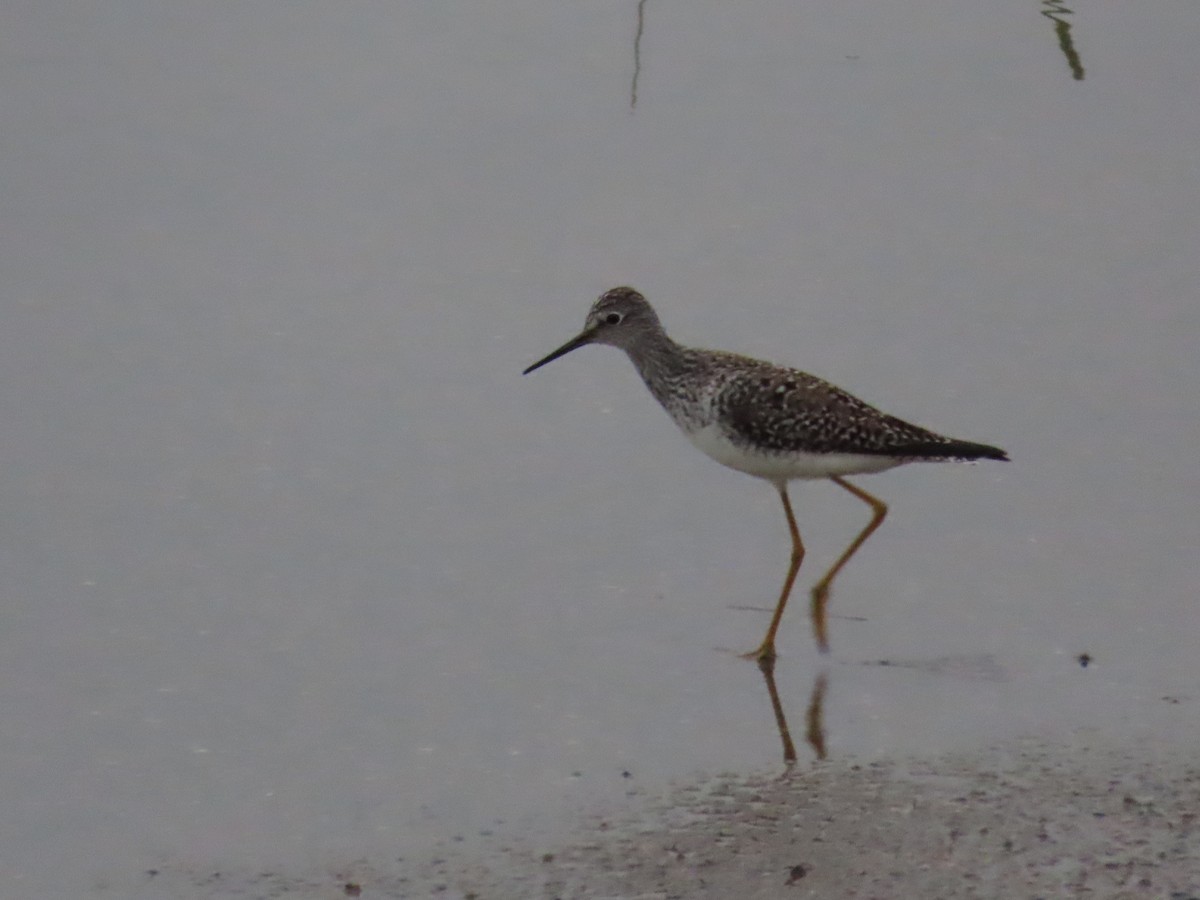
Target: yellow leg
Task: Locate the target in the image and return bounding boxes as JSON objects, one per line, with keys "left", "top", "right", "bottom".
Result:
{"left": 743, "top": 484, "right": 804, "bottom": 664}
{"left": 810, "top": 475, "right": 888, "bottom": 653}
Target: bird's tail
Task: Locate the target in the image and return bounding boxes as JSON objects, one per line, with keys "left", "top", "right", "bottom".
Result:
{"left": 898, "top": 438, "right": 1009, "bottom": 461}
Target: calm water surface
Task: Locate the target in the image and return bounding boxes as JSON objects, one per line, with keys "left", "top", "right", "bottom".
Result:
{"left": 1, "top": 2, "right": 1197, "bottom": 895}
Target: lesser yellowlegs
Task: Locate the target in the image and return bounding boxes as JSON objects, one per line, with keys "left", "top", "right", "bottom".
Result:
{"left": 523, "top": 286, "right": 1007, "bottom": 661}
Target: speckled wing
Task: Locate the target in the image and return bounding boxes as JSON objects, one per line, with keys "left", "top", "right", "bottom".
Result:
{"left": 716, "top": 363, "right": 1004, "bottom": 461}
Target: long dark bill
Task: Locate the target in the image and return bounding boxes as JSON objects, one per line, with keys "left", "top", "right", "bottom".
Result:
{"left": 522, "top": 330, "right": 594, "bottom": 375}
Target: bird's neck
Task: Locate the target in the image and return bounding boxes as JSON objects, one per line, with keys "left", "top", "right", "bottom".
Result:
{"left": 624, "top": 334, "right": 706, "bottom": 423}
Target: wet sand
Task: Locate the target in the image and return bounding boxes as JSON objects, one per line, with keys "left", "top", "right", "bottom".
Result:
{"left": 404, "top": 738, "right": 1199, "bottom": 899}
{"left": 151, "top": 736, "right": 1200, "bottom": 899}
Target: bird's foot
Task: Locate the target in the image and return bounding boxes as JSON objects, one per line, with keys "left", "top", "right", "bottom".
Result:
{"left": 741, "top": 642, "right": 777, "bottom": 669}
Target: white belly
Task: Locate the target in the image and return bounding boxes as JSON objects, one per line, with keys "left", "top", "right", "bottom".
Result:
{"left": 684, "top": 422, "right": 903, "bottom": 482}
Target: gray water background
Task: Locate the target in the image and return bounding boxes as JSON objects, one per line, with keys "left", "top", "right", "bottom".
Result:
{"left": 2, "top": 2, "right": 1198, "bottom": 895}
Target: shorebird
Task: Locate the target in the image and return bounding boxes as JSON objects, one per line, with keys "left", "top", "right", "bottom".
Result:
{"left": 523, "top": 287, "right": 1007, "bottom": 661}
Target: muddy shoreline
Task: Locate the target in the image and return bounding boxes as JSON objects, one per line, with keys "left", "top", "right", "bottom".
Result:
{"left": 156, "top": 737, "right": 1199, "bottom": 899}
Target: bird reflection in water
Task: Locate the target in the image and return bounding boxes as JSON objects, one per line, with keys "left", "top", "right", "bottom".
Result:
{"left": 756, "top": 657, "right": 829, "bottom": 765}
{"left": 754, "top": 653, "right": 1009, "bottom": 765}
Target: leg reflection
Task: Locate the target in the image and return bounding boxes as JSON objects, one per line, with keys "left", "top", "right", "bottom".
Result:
{"left": 804, "top": 670, "right": 829, "bottom": 761}
{"left": 756, "top": 656, "right": 829, "bottom": 764}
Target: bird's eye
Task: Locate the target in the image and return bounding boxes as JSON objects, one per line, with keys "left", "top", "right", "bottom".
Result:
{"left": 604, "top": 312, "right": 623, "bottom": 325}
